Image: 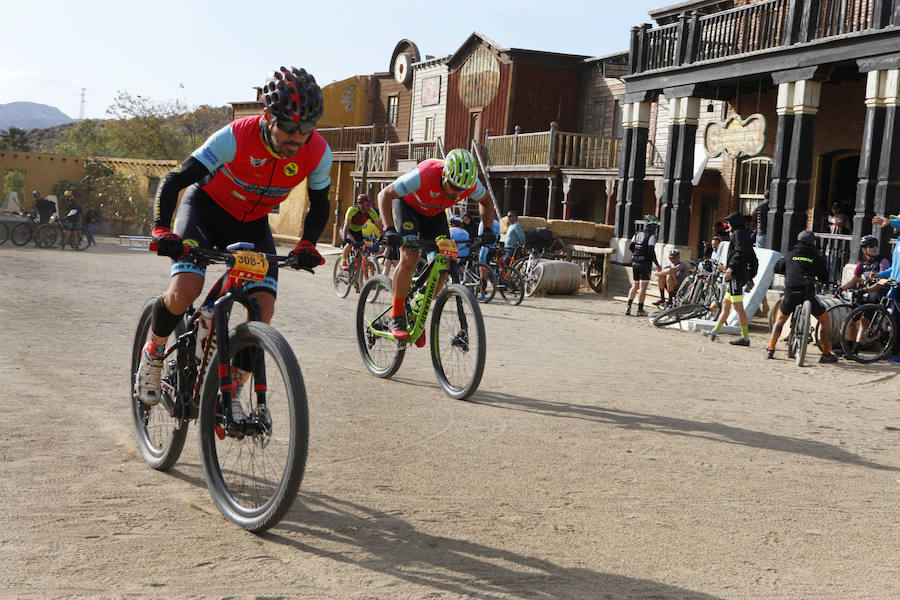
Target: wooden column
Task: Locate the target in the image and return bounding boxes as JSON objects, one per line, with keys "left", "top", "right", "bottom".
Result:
{"left": 547, "top": 175, "right": 560, "bottom": 220}
{"left": 561, "top": 175, "right": 573, "bottom": 220}
{"left": 502, "top": 177, "right": 512, "bottom": 214}
{"left": 614, "top": 101, "right": 651, "bottom": 238}
{"left": 766, "top": 82, "right": 796, "bottom": 251}
{"left": 660, "top": 96, "right": 699, "bottom": 246}
{"left": 874, "top": 69, "right": 900, "bottom": 239}
{"left": 780, "top": 80, "right": 821, "bottom": 254}
{"left": 852, "top": 70, "right": 888, "bottom": 256}
{"left": 523, "top": 178, "right": 533, "bottom": 216}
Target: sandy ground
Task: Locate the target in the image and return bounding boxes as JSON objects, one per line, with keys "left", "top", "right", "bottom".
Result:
{"left": 1, "top": 237, "right": 899, "bottom": 600}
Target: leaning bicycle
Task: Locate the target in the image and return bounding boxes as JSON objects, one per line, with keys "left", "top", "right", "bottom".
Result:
{"left": 131, "top": 242, "right": 310, "bottom": 532}
{"left": 356, "top": 236, "right": 486, "bottom": 400}
{"left": 651, "top": 260, "right": 725, "bottom": 327}
{"left": 840, "top": 279, "right": 899, "bottom": 363}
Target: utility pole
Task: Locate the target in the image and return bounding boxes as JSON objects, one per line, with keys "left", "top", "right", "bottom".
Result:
{"left": 79, "top": 88, "right": 86, "bottom": 120}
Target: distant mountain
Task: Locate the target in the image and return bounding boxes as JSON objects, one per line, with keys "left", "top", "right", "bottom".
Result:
{"left": 0, "top": 102, "right": 75, "bottom": 131}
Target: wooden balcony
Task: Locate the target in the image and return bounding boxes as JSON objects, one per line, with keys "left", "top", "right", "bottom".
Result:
{"left": 631, "top": 0, "right": 898, "bottom": 75}
{"left": 483, "top": 124, "right": 627, "bottom": 172}
{"left": 351, "top": 140, "right": 444, "bottom": 179}
{"left": 317, "top": 125, "right": 378, "bottom": 160}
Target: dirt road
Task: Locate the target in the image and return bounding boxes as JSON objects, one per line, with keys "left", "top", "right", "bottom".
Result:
{"left": 2, "top": 239, "right": 898, "bottom": 599}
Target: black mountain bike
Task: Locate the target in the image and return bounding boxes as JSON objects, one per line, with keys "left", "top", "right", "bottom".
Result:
{"left": 840, "top": 279, "right": 900, "bottom": 363}
{"left": 131, "top": 242, "right": 310, "bottom": 532}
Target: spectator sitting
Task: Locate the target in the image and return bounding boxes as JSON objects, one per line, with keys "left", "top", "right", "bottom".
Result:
{"left": 448, "top": 215, "right": 471, "bottom": 260}
{"left": 653, "top": 248, "right": 691, "bottom": 307}
{"left": 504, "top": 210, "right": 525, "bottom": 258}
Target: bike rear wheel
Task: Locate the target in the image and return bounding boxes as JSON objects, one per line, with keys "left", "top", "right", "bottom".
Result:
{"left": 332, "top": 257, "right": 352, "bottom": 298}
{"left": 356, "top": 275, "right": 406, "bottom": 378}
{"left": 474, "top": 262, "right": 497, "bottom": 303}
{"left": 840, "top": 303, "right": 895, "bottom": 363}
{"left": 796, "top": 300, "right": 812, "bottom": 367}
{"left": 198, "top": 321, "right": 308, "bottom": 532}
{"left": 523, "top": 263, "right": 543, "bottom": 297}
{"left": 651, "top": 303, "right": 708, "bottom": 327}
{"left": 497, "top": 265, "right": 525, "bottom": 306}
{"left": 0, "top": 222, "right": 8, "bottom": 245}
{"left": 11, "top": 222, "right": 33, "bottom": 246}
{"left": 130, "top": 295, "right": 189, "bottom": 470}
{"left": 34, "top": 224, "right": 56, "bottom": 248}
{"left": 430, "top": 283, "right": 486, "bottom": 399}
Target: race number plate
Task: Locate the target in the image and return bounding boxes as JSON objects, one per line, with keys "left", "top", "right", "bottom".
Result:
{"left": 231, "top": 251, "right": 269, "bottom": 282}
{"left": 436, "top": 238, "right": 459, "bottom": 259}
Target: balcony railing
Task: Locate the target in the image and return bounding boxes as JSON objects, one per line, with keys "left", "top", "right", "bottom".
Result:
{"left": 355, "top": 140, "right": 442, "bottom": 173}
{"left": 632, "top": 0, "right": 893, "bottom": 74}
{"left": 317, "top": 125, "right": 377, "bottom": 153}
{"left": 483, "top": 124, "right": 621, "bottom": 170}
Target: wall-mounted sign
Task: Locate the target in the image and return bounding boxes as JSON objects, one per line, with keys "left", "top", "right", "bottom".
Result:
{"left": 458, "top": 46, "right": 500, "bottom": 109}
{"left": 421, "top": 76, "right": 441, "bottom": 106}
{"left": 704, "top": 113, "right": 766, "bottom": 159}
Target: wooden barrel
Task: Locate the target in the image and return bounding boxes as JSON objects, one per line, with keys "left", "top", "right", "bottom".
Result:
{"left": 533, "top": 260, "right": 581, "bottom": 295}
{"left": 815, "top": 295, "right": 851, "bottom": 350}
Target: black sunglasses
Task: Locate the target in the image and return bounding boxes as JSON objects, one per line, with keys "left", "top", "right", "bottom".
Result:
{"left": 276, "top": 119, "right": 316, "bottom": 135}
{"left": 444, "top": 179, "right": 467, "bottom": 193}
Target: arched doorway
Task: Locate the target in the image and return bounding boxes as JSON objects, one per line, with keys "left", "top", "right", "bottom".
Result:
{"left": 816, "top": 150, "right": 859, "bottom": 232}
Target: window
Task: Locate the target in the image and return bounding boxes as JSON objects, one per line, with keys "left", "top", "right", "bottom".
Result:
{"left": 738, "top": 156, "right": 772, "bottom": 215}
{"left": 590, "top": 98, "right": 607, "bottom": 136}
{"left": 612, "top": 99, "right": 622, "bottom": 138}
{"left": 387, "top": 96, "right": 399, "bottom": 125}
{"left": 424, "top": 116, "right": 435, "bottom": 141}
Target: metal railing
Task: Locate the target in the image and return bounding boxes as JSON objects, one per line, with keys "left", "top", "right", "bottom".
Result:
{"left": 815, "top": 232, "right": 853, "bottom": 283}
{"left": 632, "top": 0, "right": 888, "bottom": 74}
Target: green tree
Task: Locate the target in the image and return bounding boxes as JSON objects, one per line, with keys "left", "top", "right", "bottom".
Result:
{"left": 104, "top": 91, "right": 188, "bottom": 159}
{"left": 52, "top": 119, "right": 113, "bottom": 156}
{"left": 77, "top": 159, "right": 150, "bottom": 232}
{"left": 174, "top": 104, "right": 230, "bottom": 149}
{"left": 0, "top": 127, "right": 32, "bottom": 151}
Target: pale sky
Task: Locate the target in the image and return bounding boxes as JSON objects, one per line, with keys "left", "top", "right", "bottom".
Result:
{"left": 2, "top": 0, "right": 665, "bottom": 120}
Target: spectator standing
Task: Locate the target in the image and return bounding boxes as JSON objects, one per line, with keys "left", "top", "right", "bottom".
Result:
{"left": 625, "top": 216, "right": 660, "bottom": 317}
{"left": 703, "top": 212, "right": 758, "bottom": 346}
{"left": 462, "top": 213, "right": 479, "bottom": 241}
{"left": 85, "top": 205, "right": 101, "bottom": 246}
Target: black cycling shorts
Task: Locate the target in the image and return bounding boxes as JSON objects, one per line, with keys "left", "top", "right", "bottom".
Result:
{"left": 171, "top": 185, "right": 279, "bottom": 295}
{"left": 727, "top": 277, "right": 749, "bottom": 299}
{"left": 631, "top": 261, "right": 652, "bottom": 282}
{"left": 392, "top": 198, "right": 450, "bottom": 243}
{"left": 780, "top": 287, "right": 826, "bottom": 317}
{"left": 346, "top": 229, "right": 364, "bottom": 243}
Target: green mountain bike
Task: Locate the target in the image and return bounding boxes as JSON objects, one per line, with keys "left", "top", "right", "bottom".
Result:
{"left": 355, "top": 236, "right": 486, "bottom": 400}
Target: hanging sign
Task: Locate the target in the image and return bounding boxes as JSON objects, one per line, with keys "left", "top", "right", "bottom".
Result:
{"left": 704, "top": 113, "right": 766, "bottom": 158}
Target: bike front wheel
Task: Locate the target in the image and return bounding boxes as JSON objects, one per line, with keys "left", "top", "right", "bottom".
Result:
{"left": 11, "top": 222, "right": 33, "bottom": 246}
{"left": 498, "top": 265, "right": 525, "bottom": 306}
{"left": 651, "top": 303, "right": 708, "bottom": 327}
{"left": 198, "top": 321, "right": 308, "bottom": 532}
{"left": 840, "top": 303, "right": 896, "bottom": 363}
{"left": 430, "top": 283, "right": 486, "bottom": 400}
{"left": 523, "top": 263, "right": 543, "bottom": 297}
{"left": 796, "top": 300, "right": 812, "bottom": 366}
{"left": 130, "top": 295, "right": 189, "bottom": 471}
{"left": 35, "top": 224, "right": 57, "bottom": 248}
{"left": 332, "top": 258, "right": 352, "bottom": 298}
{"left": 72, "top": 227, "right": 91, "bottom": 250}
{"left": 356, "top": 275, "right": 406, "bottom": 378}
{"left": 0, "top": 222, "right": 8, "bottom": 245}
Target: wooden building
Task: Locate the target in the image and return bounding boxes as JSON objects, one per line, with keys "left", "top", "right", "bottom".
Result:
{"left": 615, "top": 0, "right": 900, "bottom": 277}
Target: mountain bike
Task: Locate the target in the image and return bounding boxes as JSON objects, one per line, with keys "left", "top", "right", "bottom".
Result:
{"left": 513, "top": 245, "right": 558, "bottom": 297}
{"left": 491, "top": 250, "right": 525, "bottom": 306}
{"left": 651, "top": 260, "right": 725, "bottom": 327}
{"left": 356, "top": 236, "right": 486, "bottom": 400}
{"left": 333, "top": 237, "right": 380, "bottom": 299}
{"left": 785, "top": 275, "right": 825, "bottom": 367}
{"left": 36, "top": 216, "right": 90, "bottom": 250}
{"left": 456, "top": 240, "right": 497, "bottom": 303}
{"left": 131, "top": 242, "right": 310, "bottom": 532}
{"left": 10, "top": 211, "right": 53, "bottom": 247}
{"left": 0, "top": 222, "right": 7, "bottom": 245}
{"left": 840, "top": 279, "right": 900, "bottom": 363}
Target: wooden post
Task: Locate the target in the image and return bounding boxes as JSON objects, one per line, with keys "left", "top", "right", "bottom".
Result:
{"left": 675, "top": 13, "right": 690, "bottom": 65}
{"left": 513, "top": 125, "right": 520, "bottom": 166}
{"left": 547, "top": 122, "right": 558, "bottom": 166}
{"left": 331, "top": 162, "right": 343, "bottom": 245}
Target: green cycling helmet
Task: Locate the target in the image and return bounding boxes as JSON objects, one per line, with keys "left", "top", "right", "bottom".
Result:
{"left": 442, "top": 149, "right": 478, "bottom": 190}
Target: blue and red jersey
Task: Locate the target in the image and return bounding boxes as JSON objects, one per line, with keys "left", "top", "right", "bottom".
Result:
{"left": 392, "top": 159, "right": 486, "bottom": 217}
{"left": 191, "top": 115, "right": 332, "bottom": 222}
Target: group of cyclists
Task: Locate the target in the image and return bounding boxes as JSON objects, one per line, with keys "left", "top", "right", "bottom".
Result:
{"left": 626, "top": 205, "right": 900, "bottom": 364}
{"left": 135, "top": 65, "right": 495, "bottom": 405}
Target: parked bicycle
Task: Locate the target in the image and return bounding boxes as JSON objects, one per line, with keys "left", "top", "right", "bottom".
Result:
{"left": 784, "top": 275, "right": 821, "bottom": 367}
{"left": 840, "top": 279, "right": 900, "bottom": 363}
{"left": 651, "top": 260, "right": 725, "bottom": 327}
{"left": 456, "top": 239, "right": 497, "bottom": 303}
{"left": 489, "top": 249, "right": 525, "bottom": 306}
{"left": 0, "top": 221, "right": 7, "bottom": 246}
{"left": 10, "top": 211, "right": 54, "bottom": 247}
{"left": 131, "top": 242, "right": 310, "bottom": 532}
{"left": 356, "top": 236, "right": 486, "bottom": 400}
{"left": 513, "top": 245, "right": 561, "bottom": 298}
{"left": 36, "top": 215, "right": 90, "bottom": 250}
{"left": 333, "top": 236, "right": 380, "bottom": 299}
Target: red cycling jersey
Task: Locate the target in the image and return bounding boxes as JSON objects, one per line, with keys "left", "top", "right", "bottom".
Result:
{"left": 198, "top": 116, "right": 329, "bottom": 222}
{"left": 394, "top": 159, "right": 483, "bottom": 217}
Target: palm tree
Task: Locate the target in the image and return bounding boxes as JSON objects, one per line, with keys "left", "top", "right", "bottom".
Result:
{"left": 0, "top": 127, "right": 32, "bottom": 151}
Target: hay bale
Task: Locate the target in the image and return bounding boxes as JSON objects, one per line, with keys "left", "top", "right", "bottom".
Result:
{"left": 548, "top": 219, "right": 597, "bottom": 241}
{"left": 515, "top": 216, "right": 549, "bottom": 232}
{"left": 594, "top": 223, "right": 614, "bottom": 244}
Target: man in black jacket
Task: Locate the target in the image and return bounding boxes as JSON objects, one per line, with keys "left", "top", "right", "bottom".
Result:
{"left": 625, "top": 216, "right": 661, "bottom": 316}
{"left": 764, "top": 230, "right": 837, "bottom": 362}
{"left": 703, "top": 212, "right": 758, "bottom": 345}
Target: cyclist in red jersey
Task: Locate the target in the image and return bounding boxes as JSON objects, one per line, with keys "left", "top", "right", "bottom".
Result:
{"left": 376, "top": 148, "right": 495, "bottom": 340}
{"left": 135, "top": 66, "right": 331, "bottom": 406}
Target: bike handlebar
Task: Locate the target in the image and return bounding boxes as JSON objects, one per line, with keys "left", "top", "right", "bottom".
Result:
{"left": 149, "top": 242, "right": 314, "bottom": 273}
